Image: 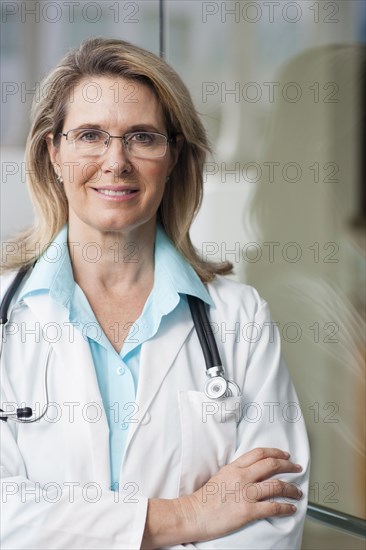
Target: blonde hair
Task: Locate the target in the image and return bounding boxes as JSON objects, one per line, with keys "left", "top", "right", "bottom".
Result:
{"left": 2, "top": 37, "right": 232, "bottom": 282}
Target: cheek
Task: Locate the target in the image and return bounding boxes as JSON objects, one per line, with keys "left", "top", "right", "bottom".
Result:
{"left": 143, "top": 163, "right": 165, "bottom": 178}
{"left": 60, "top": 158, "right": 102, "bottom": 186}
{"left": 80, "top": 163, "right": 104, "bottom": 184}
{"left": 142, "top": 160, "right": 170, "bottom": 184}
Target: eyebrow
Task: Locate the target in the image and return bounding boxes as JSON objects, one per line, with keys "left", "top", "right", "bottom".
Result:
{"left": 72, "top": 123, "right": 165, "bottom": 134}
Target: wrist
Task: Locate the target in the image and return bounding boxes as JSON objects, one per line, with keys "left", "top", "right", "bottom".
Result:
{"left": 172, "top": 494, "right": 204, "bottom": 543}
{"left": 141, "top": 496, "right": 202, "bottom": 549}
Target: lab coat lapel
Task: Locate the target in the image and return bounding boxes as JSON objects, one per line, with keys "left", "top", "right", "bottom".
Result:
{"left": 23, "top": 294, "right": 111, "bottom": 487}
{"left": 124, "top": 302, "right": 194, "bottom": 452}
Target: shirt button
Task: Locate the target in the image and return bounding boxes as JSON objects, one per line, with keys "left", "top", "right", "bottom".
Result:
{"left": 116, "top": 366, "right": 125, "bottom": 376}
{"left": 120, "top": 422, "right": 128, "bottom": 430}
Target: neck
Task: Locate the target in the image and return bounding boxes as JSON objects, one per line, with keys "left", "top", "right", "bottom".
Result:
{"left": 67, "top": 219, "right": 156, "bottom": 292}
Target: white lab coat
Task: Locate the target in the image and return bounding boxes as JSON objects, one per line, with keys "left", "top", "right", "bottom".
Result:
{"left": 0, "top": 270, "right": 310, "bottom": 549}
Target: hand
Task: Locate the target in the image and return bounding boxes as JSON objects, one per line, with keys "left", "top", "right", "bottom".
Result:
{"left": 185, "top": 447, "right": 303, "bottom": 542}
{"left": 141, "top": 447, "right": 303, "bottom": 549}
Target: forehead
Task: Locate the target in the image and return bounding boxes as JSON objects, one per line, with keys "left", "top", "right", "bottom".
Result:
{"left": 63, "top": 76, "right": 165, "bottom": 128}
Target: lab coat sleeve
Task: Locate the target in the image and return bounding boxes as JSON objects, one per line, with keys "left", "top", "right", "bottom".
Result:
{"left": 171, "top": 297, "right": 310, "bottom": 550}
{"left": 0, "top": 420, "right": 148, "bottom": 549}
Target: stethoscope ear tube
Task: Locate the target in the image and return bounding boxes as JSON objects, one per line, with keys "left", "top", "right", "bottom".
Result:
{"left": 0, "top": 407, "right": 32, "bottom": 422}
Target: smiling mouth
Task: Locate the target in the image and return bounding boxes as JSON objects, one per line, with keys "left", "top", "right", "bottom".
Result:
{"left": 95, "top": 189, "right": 138, "bottom": 196}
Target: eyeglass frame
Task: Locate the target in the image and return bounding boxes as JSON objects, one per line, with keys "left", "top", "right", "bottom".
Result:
{"left": 59, "top": 128, "right": 175, "bottom": 158}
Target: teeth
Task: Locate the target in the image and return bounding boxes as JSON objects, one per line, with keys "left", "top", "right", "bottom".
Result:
{"left": 98, "top": 189, "right": 136, "bottom": 196}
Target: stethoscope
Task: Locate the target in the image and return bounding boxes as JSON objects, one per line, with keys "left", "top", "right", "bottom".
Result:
{"left": 0, "top": 267, "right": 241, "bottom": 423}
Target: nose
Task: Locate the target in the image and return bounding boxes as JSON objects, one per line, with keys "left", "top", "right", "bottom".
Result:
{"left": 101, "top": 136, "right": 131, "bottom": 175}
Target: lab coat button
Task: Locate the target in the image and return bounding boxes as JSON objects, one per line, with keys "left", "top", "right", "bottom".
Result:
{"left": 116, "top": 366, "right": 125, "bottom": 375}
{"left": 120, "top": 422, "right": 128, "bottom": 430}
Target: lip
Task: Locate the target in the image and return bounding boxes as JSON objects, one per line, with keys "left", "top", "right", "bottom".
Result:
{"left": 91, "top": 186, "right": 139, "bottom": 202}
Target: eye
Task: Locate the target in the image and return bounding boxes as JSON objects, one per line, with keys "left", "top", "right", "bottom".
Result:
{"left": 130, "top": 132, "right": 155, "bottom": 145}
{"left": 77, "top": 130, "right": 104, "bottom": 143}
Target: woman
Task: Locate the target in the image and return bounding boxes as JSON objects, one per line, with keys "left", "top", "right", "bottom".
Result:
{"left": 0, "top": 38, "right": 309, "bottom": 549}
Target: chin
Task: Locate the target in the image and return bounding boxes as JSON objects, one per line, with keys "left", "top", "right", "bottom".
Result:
{"left": 86, "top": 215, "right": 156, "bottom": 235}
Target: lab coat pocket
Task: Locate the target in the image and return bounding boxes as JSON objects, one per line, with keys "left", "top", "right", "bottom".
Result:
{"left": 178, "top": 390, "right": 242, "bottom": 495}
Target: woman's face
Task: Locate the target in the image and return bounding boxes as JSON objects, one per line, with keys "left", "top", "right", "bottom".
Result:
{"left": 47, "top": 76, "right": 179, "bottom": 238}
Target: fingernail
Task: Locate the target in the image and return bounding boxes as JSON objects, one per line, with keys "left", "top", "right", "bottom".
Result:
{"left": 295, "top": 464, "right": 303, "bottom": 471}
{"left": 297, "top": 489, "right": 303, "bottom": 498}
{"left": 291, "top": 505, "right": 297, "bottom": 513}
{"left": 284, "top": 452, "right": 290, "bottom": 458}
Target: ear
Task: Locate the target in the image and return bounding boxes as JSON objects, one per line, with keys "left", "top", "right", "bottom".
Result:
{"left": 46, "top": 133, "right": 60, "bottom": 165}
{"left": 46, "top": 133, "right": 64, "bottom": 180}
{"left": 168, "top": 134, "right": 184, "bottom": 175}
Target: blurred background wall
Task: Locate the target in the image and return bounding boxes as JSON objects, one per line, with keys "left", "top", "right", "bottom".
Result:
{"left": 1, "top": 1, "right": 365, "bottom": 548}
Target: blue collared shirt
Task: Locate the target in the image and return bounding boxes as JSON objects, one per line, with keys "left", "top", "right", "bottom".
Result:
{"left": 19, "top": 223, "right": 212, "bottom": 490}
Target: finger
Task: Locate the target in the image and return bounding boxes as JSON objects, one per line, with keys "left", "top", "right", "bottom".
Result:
{"left": 239, "top": 481, "right": 302, "bottom": 504}
{"left": 248, "top": 456, "right": 302, "bottom": 483}
{"left": 248, "top": 501, "right": 297, "bottom": 523}
{"left": 254, "top": 480, "right": 303, "bottom": 502}
{"left": 233, "top": 448, "right": 291, "bottom": 469}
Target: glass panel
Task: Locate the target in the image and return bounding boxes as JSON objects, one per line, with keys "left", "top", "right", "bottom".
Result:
{"left": 165, "top": 0, "right": 365, "bottom": 524}
{"left": 302, "top": 518, "right": 366, "bottom": 550}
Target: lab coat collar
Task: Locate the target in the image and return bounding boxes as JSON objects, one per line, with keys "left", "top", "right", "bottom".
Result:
{"left": 20, "top": 292, "right": 111, "bottom": 488}
{"left": 124, "top": 300, "right": 195, "bottom": 457}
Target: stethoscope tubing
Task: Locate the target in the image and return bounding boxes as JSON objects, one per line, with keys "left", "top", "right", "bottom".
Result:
{"left": 0, "top": 267, "right": 29, "bottom": 325}
{"left": 1, "top": 346, "right": 52, "bottom": 423}
{"left": 187, "top": 295, "right": 222, "bottom": 371}
{"left": 0, "top": 267, "right": 241, "bottom": 423}
{"left": 0, "top": 267, "right": 52, "bottom": 423}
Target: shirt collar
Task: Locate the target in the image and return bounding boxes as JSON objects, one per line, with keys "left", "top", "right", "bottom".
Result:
{"left": 19, "top": 224, "right": 73, "bottom": 306}
{"left": 18, "top": 223, "right": 213, "bottom": 308}
{"left": 154, "top": 225, "right": 213, "bottom": 307}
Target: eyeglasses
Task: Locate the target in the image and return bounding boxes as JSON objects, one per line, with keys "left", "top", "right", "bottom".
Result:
{"left": 59, "top": 128, "right": 172, "bottom": 159}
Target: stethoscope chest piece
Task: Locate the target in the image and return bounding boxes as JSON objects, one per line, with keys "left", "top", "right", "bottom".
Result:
{"left": 205, "top": 376, "right": 228, "bottom": 399}
{"left": 187, "top": 295, "right": 242, "bottom": 401}
{"left": 204, "top": 375, "right": 241, "bottom": 399}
